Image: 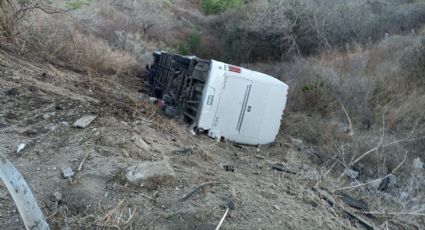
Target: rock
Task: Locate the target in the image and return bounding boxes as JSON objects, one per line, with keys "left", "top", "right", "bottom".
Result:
{"left": 125, "top": 159, "right": 176, "bottom": 189}
{"left": 290, "top": 138, "right": 306, "bottom": 151}
{"left": 62, "top": 167, "right": 75, "bottom": 179}
{"left": 273, "top": 205, "right": 280, "bottom": 211}
{"left": 42, "top": 112, "right": 55, "bottom": 120}
{"left": 0, "top": 191, "right": 8, "bottom": 200}
{"left": 53, "top": 192, "right": 62, "bottom": 201}
{"left": 344, "top": 168, "right": 359, "bottom": 179}
{"left": 16, "top": 143, "right": 26, "bottom": 154}
{"left": 132, "top": 135, "right": 150, "bottom": 151}
{"left": 413, "top": 158, "right": 424, "bottom": 169}
{"left": 60, "top": 121, "right": 70, "bottom": 127}
{"left": 0, "top": 123, "right": 7, "bottom": 129}
{"left": 72, "top": 115, "right": 97, "bottom": 128}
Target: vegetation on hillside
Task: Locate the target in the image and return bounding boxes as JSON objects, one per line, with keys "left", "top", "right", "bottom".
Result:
{"left": 0, "top": 0, "right": 424, "bottom": 228}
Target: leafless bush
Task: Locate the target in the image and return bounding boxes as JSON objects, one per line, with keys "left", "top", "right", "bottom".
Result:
{"left": 23, "top": 17, "right": 137, "bottom": 74}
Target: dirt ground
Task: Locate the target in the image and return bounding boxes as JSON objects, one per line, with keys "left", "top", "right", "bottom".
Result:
{"left": 0, "top": 50, "right": 395, "bottom": 230}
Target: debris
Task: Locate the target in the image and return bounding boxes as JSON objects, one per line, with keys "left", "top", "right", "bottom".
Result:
{"left": 125, "top": 159, "right": 176, "bottom": 189}
{"left": 72, "top": 114, "right": 97, "bottom": 128}
{"left": 271, "top": 164, "right": 297, "bottom": 175}
{"left": 180, "top": 181, "right": 220, "bottom": 202}
{"left": 223, "top": 165, "right": 234, "bottom": 172}
{"left": 215, "top": 207, "right": 230, "bottom": 230}
{"left": 339, "top": 193, "right": 369, "bottom": 212}
{"left": 273, "top": 205, "right": 280, "bottom": 211}
{"left": 17, "top": 143, "right": 26, "bottom": 154}
{"left": 413, "top": 157, "right": 424, "bottom": 169}
{"left": 0, "top": 153, "right": 50, "bottom": 229}
{"left": 62, "top": 167, "right": 75, "bottom": 179}
{"left": 140, "top": 108, "right": 146, "bottom": 113}
{"left": 344, "top": 168, "right": 359, "bottom": 179}
{"left": 0, "top": 123, "right": 7, "bottom": 129}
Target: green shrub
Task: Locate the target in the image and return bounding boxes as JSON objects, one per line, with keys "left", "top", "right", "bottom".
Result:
{"left": 201, "top": 0, "right": 243, "bottom": 15}
{"left": 175, "top": 29, "right": 201, "bottom": 55}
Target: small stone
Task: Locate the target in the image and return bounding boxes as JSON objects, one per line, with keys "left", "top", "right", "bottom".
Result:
{"left": 413, "top": 158, "right": 424, "bottom": 169}
{"left": 42, "top": 113, "right": 51, "bottom": 120}
{"left": 125, "top": 159, "right": 176, "bottom": 189}
{"left": 0, "top": 191, "right": 8, "bottom": 200}
{"left": 60, "top": 121, "right": 70, "bottom": 127}
{"left": 72, "top": 115, "right": 97, "bottom": 128}
{"left": 273, "top": 205, "right": 280, "bottom": 210}
{"left": 290, "top": 138, "right": 306, "bottom": 151}
{"left": 53, "top": 192, "right": 62, "bottom": 201}
{"left": 132, "top": 135, "right": 150, "bottom": 151}
{"left": 62, "top": 167, "right": 75, "bottom": 179}
{"left": 344, "top": 168, "right": 359, "bottom": 179}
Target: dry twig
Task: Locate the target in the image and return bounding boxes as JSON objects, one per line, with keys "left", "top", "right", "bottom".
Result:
{"left": 179, "top": 181, "right": 220, "bottom": 202}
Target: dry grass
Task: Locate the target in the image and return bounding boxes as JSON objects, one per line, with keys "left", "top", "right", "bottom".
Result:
{"left": 250, "top": 31, "right": 425, "bottom": 228}
{"left": 21, "top": 17, "right": 138, "bottom": 75}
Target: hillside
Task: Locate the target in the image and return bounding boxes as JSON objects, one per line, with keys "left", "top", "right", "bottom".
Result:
{"left": 1, "top": 0, "right": 424, "bottom": 229}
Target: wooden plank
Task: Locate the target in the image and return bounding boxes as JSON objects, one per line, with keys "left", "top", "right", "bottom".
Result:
{"left": 0, "top": 154, "right": 50, "bottom": 230}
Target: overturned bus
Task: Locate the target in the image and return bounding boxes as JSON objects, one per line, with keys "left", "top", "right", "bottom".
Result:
{"left": 145, "top": 51, "right": 288, "bottom": 145}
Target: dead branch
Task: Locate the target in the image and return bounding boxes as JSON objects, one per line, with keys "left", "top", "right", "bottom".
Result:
{"left": 338, "top": 99, "right": 353, "bottom": 136}
{"left": 336, "top": 152, "right": 407, "bottom": 191}
{"left": 179, "top": 181, "right": 220, "bottom": 202}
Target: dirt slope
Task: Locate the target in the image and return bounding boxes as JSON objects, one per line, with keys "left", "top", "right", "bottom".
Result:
{"left": 1, "top": 50, "right": 373, "bottom": 230}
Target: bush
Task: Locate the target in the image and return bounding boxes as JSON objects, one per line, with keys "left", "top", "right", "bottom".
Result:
{"left": 24, "top": 18, "right": 137, "bottom": 75}
{"left": 175, "top": 29, "right": 201, "bottom": 55}
{"left": 219, "top": 0, "right": 425, "bottom": 63}
{"left": 201, "top": 0, "right": 243, "bottom": 15}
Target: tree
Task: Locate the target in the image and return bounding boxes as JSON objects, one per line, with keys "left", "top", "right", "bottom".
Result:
{"left": 0, "top": 0, "right": 90, "bottom": 39}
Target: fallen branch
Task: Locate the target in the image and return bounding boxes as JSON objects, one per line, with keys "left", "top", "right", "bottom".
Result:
{"left": 339, "top": 99, "right": 353, "bottom": 136}
{"left": 336, "top": 152, "right": 407, "bottom": 191}
{"left": 0, "top": 153, "right": 50, "bottom": 230}
{"left": 77, "top": 151, "right": 90, "bottom": 172}
{"left": 179, "top": 181, "right": 220, "bottom": 202}
{"left": 271, "top": 164, "right": 298, "bottom": 174}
